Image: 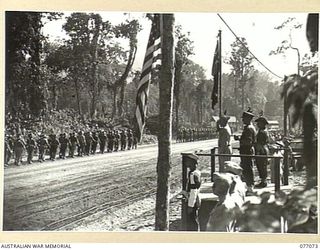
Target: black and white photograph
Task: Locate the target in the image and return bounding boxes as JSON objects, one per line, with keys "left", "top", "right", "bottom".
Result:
{"left": 3, "top": 10, "right": 318, "bottom": 235}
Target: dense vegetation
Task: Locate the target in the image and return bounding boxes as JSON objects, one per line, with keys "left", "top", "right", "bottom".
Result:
{"left": 6, "top": 11, "right": 285, "bottom": 137}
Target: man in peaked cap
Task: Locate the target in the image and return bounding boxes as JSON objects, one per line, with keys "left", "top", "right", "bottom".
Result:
{"left": 184, "top": 153, "right": 201, "bottom": 231}
{"left": 254, "top": 115, "right": 270, "bottom": 188}
{"left": 235, "top": 108, "right": 256, "bottom": 194}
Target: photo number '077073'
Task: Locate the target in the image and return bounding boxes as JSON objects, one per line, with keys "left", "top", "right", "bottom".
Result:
{"left": 299, "top": 245, "right": 319, "bottom": 248}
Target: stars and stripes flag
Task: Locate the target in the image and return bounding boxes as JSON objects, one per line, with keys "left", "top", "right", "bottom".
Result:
{"left": 135, "top": 14, "right": 162, "bottom": 142}
{"left": 211, "top": 31, "right": 221, "bottom": 110}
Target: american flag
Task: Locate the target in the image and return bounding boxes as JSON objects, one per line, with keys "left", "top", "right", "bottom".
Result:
{"left": 135, "top": 14, "right": 162, "bottom": 142}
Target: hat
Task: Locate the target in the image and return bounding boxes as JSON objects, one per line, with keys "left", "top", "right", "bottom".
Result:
{"left": 185, "top": 153, "right": 199, "bottom": 162}
{"left": 212, "top": 173, "right": 234, "bottom": 196}
{"left": 212, "top": 172, "right": 233, "bottom": 183}
{"left": 224, "top": 161, "right": 243, "bottom": 175}
{"left": 255, "top": 116, "right": 269, "bottom": 125}
{"left": 218, "top": 115, "right": 230, "bottom": 124}
{"left": 241, "top": 107, "right": 254, "bottom": 119}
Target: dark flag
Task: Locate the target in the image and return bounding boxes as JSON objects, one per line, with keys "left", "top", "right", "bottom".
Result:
{"left": 211, "top": 31, "right": 221, "bottom": 110}
{"left": 135, "top": 14, "right": 162, "bottom": 142}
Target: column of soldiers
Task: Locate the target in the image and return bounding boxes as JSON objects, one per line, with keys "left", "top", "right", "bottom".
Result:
{"left": 176, "top": 127, "right": 217, "bottom": 143}
{"left": 4, "top": 128, "right": 138, "bottom": 167}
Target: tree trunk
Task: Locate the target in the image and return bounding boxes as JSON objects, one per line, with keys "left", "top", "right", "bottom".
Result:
{"left": 241, "top": 83, "right": 244, "bottom": 111}
{"left": 90, "top": 24, "right": 100, "bottom": 119}
{"left": 118, "top": 44, "right": 137, "bottom": 117}
{"left": 155, "top": 14, "right": 175, "bottom": 231}
{"left": 112, "top": 87, "right": 117, "bottom": 118}
{"left": 174, "top": 60, "right": 182, "bottom": 135}
{"left": 175, "top": 99, "right": 179, "bottom": 135}
{"left": 74, "top": 78, "right": 82, "bottom": 116}
{"left": 118, "top": 84, "right": 126, "bottom": 117}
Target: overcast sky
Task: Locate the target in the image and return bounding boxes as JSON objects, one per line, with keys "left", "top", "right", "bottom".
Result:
{"left": 43, "top": 12, "right": 311, "bottom": 81}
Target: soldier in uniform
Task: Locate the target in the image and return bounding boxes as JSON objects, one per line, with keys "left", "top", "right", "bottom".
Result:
{"left": 254, "top": 116, "right": 270, "bottom": 188}
{"left": 98, "top": 130, "right": 107, "bottom": 154}
{"left": 217, "top": 114, "right": 232, "bottom": 172}
{"left": 107, "top": 130, "right": 114, "bottom": 152}
{"left": 182, "top": 128, "right": 187, "bottom": 142}
{"left": 26, "top": 133, "right": 37, "bottom": 164}
{"left": 181, "top": 153, "right": 201, "bottom": 231}
{"left": 37, "top": 134, "right": 49, "bottom": 162}
{"left": 132, "top": 131, "right": 138, "bottom": 149}
{"left": 59, "top": 133, "right": 69, "bottom": 159}
{"left": 127, "top": 129, "right": 133, "bottom": 150}
{"left": 77, "top": 131, "right": 85, "bottom": 156}
{"left": 84, "top": 131, "right": 93, "bottom": 156}
{"left": 176, "top": 129, "right": 182, "bottom": 143}
{"left": 188, "top": 128, "right": 192, "bottom": 142}
{"left": 48, "top": 133, "right": 60, "bottom": 161}
{"left": 120, "top": 129, "right": 127, "bottom": 151}
{"left": 14, "top": 134, "right": 26, "bottom": 166}
{"left": 91, "top": 131, "right": 98, "bottom": 154}
{"left": 69, "top": 132, "right": 78, "bottom": 158}
{"left": 4, "top": 135, "right": 13, "bottom": 166}
{"left": 234, "top": 108, "right": 256, "bottom": 193}
{"left": 114, "top": 130, "right": 121, "bottom": 151}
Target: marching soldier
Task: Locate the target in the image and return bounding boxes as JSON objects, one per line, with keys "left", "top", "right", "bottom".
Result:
{"left": 114, "top": 130, "right": 120, "bottom": 152}
{"left": 120, "top": 129, "right": 127, "bottom": 151}
{"left": 91, "top": 131, "right": 98, "bottom": 154}
{"left": 177, "top": 129, "right": 182, "bottom": 143}
{"left": 77, "top": 131, "right": 85, "bottom": 156}
{"left": 107, "top": 130, "right": 114, "bottom": 152}
{"left": 98, "top": 130, "right": 107, "bottom": 154}
{"left": 26, "top": 133, "right": 37, "bottom": 164}
{"left": 4, "top": 135, "right": 13, "bottom": 166}
{"left": 182, "top": 128, "right": 187, "bottom": 142}
{"left": 132, "top": 131, "right": 138, "bottom": 149}
{"left": 68, "top": 132, "right": 78, "bottom": 158}
{"left": 37, "top": 134, "right": 49, "bottom": 162}
{"left": 127, "top": 129, "right": 133, "bottom": 150}
{"left": 48, "top": 133, "right": 60, "bottom": 161}
{"left": 14, "top": 134, "right": 26, "bottom": 166}
{"left": 59, "top": 133, "right": 69, "bottom": 159}
{"left": 84, "top": 131, "right": 93, "bottom": 156}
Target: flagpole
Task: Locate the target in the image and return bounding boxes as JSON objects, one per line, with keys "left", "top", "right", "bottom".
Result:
{"left": 218, "top": 30, "right": 222, "bottom": 117}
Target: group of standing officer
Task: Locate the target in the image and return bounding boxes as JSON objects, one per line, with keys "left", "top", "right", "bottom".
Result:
{"left": 216, "top": 108, "right": 270, "bottom": 194}
{"left": 233, "top": 108, "right": 270, "bottom": 192}
{"left": 4, "top": 128, "right": 138, "bottom": 166}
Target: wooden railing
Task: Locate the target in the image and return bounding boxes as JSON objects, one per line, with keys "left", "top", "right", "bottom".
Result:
{"left": 181, "top": 146, "right": 302, "bottom": 231}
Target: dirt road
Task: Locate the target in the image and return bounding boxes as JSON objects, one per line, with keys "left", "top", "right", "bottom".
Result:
{"left": 3, "top": 139, "right": 218, "bottom": 231}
